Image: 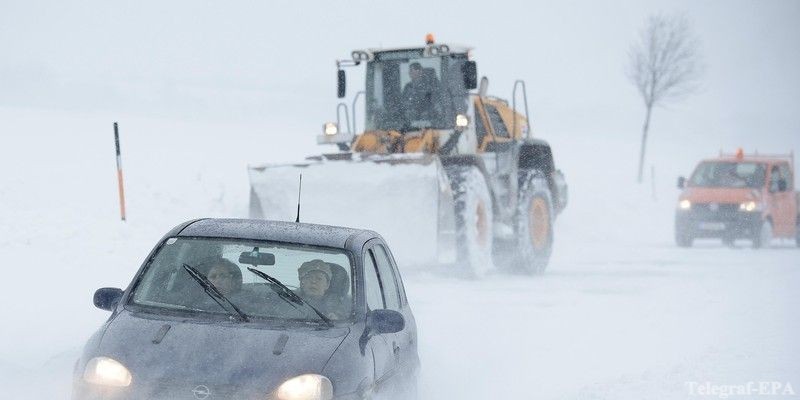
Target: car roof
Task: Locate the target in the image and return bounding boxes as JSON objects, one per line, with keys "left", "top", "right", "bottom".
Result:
{"left": 173, "top": 218, "right": 379, "bottom": 251}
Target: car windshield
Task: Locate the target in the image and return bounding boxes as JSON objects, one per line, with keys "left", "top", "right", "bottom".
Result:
{"left": 688, "top": 161, "right": 766, "bottom": 189}
{"left": 131, "top": 237, "right": 354, "bottom": 322}
{"left": 365, "top": 50, "right": 469, "bottom": 132}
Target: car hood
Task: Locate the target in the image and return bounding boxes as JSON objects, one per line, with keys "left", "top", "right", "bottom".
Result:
{"left": 680, "top": 187, "right": 760, "bottom": 203}
{"left": 96, "top": 310, "right": 349, "bottom": 395}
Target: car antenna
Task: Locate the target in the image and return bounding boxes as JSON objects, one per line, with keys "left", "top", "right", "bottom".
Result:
{"left": 295, "top": 173, "right": 302, "bottom": 223}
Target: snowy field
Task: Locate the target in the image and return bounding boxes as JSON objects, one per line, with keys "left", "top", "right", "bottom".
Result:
{"left": 1, "top": 106, "right": 797, "bottom": 399}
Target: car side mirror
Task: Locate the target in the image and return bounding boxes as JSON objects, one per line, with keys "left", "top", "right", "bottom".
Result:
{"left": 337, "top": 69, "right": 346, "bottom": 98}
{"left": 463, "top": 61, "right": 477, "bottom": 90}
{"left": 366, "top": 309, "right": 404, "bottom": 334}
{"left": 94, "top": 287, "right": 123, "bottom": 311}
{"left": 777, "top": 179, "right": 787, "bottom": 192}
{"left": 677, "top": 176, "right": 686, "bottom": 189}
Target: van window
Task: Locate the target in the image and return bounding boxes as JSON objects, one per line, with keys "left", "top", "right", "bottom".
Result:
{"left": 777, "top": 163, "right": 793, "bottom": 191}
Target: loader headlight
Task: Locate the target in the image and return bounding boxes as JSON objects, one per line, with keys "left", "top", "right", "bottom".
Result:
{"left": 274, "top": 374, "right": 333, "bottom": 400}
{"left": 83, "top": 357, "right": 132, "bottom": 387}
{"left": 323, "top": 122, "right": 338, "bottom": 136}
{"left": 739, "top": 201, "right": 760, "bottom": 212}
{"left": 678, "top": 200, "right": 691, "bottom": 210}
{"left": 455, "top": 114, "right": 469, "bottom": 128}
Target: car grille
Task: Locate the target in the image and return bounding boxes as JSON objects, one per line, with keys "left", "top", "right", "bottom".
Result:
{"left": 141, "top": 381, "right": 251, "bottom": 400}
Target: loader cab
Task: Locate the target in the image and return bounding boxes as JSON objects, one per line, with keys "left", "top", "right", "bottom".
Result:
{"left": 363, "top": 47, "right": 473, "bottom": 133}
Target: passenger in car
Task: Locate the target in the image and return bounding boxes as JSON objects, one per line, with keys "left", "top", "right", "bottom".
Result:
{"left": 202, "top": 258, "right": 243, "bottom": 297}
{"left": 296, "top": 259, "right": 349, "bottom": 319}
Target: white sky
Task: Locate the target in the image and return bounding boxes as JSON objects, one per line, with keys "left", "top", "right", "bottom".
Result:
{"left": 1, "top": 0, "right": 798, "bottom": 161}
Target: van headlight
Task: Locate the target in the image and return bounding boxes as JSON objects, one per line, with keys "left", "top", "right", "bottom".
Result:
{"left": 274, "top": 374, "right": 333, "bottom": 400}
{"left": 678, "top": 200, "right": 691, "bottom": 210}
{"left": 83, "top": 357, "right": 132, "bottom": 387}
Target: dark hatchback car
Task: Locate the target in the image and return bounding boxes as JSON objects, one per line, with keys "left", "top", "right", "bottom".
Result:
{"left": 73, "top": 219, "right": 419, "bottom": 400}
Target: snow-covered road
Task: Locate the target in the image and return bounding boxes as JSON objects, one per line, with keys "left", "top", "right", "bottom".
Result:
{"left": 411, "top": 242, "right": 799, "bottom": 399}
{"left": 1, "top": 108, "right": 797, "bottom": 399}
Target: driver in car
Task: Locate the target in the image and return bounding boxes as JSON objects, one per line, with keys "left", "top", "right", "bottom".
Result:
{"left": 296, "top": 259, "right": 347, "bottom": 319}
{"left": 203, "top": 258, "right": 243, "bottom": 297}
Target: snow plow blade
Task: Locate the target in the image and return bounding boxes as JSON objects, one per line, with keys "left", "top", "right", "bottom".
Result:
{"left": 248, "top": 153, "right": 456, "bottom": 268}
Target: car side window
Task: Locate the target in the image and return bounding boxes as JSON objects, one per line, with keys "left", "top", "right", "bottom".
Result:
{"left": 363, "top": 252, "right": 385, "bottom": 311}
{"left": 372, "top": 246, "right": 401, "bottom": 311}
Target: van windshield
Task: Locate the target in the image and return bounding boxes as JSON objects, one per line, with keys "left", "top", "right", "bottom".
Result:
{"left": 688, "top": 161, "right": 766, "bottom": 189}
{"left": 131, "top": 237, "right": 354, "bottom": 322}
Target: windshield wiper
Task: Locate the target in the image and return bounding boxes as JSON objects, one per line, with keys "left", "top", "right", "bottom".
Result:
{"left": 247, "top": 267, "right": 333, "bottom": 327}
{"left": 182, "top": 264, "right": 249, "bottom": 322}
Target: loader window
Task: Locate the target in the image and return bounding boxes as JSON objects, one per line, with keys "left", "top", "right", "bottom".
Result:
{"left": 485, "top": 104, "right": 510, "bottom": 137}
{"left": 365, "top": 51, "right": 468, "bottom": 133}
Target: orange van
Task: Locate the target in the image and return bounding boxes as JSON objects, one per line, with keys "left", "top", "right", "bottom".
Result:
{"left": 675, "top": 150, "right": 799, "bottom": 248}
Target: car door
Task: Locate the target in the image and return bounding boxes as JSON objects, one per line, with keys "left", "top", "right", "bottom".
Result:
{"left": 362, "top": 248, "right": 394, "bottom": 388}
{"left": 370, "top": 243, "right": 418, "bottom": 373}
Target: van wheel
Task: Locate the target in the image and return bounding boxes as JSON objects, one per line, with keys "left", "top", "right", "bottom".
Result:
{"left": 752, "top": 220, "right": 772, "bottom": 249}
{"left": 676, "top": 232, "right": 693, "bottom": 247}
{"left": 795, "top": 217, "right": 799, "bottom": 247}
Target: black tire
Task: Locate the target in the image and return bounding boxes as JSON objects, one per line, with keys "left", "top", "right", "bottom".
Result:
{"left": 512, "top": 170, "right": 554, "bottom": 274}
{"left": 752, "top": 220, "right": 773, "bottom": 249}
{"left": 449, "top": 166, "right": 494, "bottom": 278}
{"left": 249, "top": 188, "right": 264, "bottom": 219}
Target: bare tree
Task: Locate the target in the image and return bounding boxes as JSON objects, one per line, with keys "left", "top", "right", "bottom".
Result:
{"left": 628, "top": 13, "right": 703, "bottom": 183}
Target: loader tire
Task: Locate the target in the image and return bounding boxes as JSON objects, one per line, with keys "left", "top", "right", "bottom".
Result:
{"left": 513, "top": 170, "right": 553, "bottom": 274}
{"left": 450, "top": 166, "right": 494, "bottom": 278}
{"left": 249, "top": 188, "right": 264, "bottom": 219}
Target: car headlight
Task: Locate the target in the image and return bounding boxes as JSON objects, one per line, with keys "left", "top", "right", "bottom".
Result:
{"left": 739, "top": 201, "right": 760, "bottom": 212}
{"left": 678, "top": 200, "right": 691, "bottom": 210}
{"left": 83, "top": 357, "right": 132, "bottom": 387}
{"left": 274, "top": 374, "right": 333, "bottom": 400}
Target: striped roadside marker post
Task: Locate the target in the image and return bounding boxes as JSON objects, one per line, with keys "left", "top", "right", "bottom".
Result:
{"left": 114, "top": 122, "right": 127, "bottom": 221}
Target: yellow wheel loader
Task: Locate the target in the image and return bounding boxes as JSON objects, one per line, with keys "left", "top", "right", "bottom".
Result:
{"left": 248, "top": 36, "right": 568, "bottom": 275}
